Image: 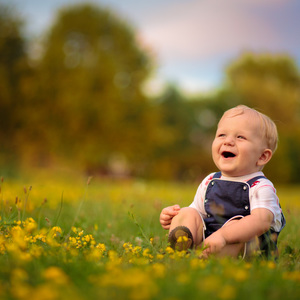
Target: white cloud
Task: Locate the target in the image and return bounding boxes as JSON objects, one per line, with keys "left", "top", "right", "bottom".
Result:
{"left": 138, "top": 0, "right": 291, "bottom": 61}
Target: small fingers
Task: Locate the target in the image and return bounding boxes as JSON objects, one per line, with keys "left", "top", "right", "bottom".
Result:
{"left": 161, "top": 224, "right": 170, "bottom": 230}
{"left": 166, "top": 205, "right": 181, "bottom": 216}
{"left": 160, "top": 218, "right": 171, "bottom": 226}
{"left": 173, "top": 204, "right": 181, "bottom": 211}
{"left": 160, "top": 205, "right": 181, "bottom": 230}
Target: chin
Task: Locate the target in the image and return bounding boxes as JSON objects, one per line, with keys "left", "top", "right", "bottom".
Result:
{"left": 219, "top": 169, "right": 239, "bottom": 177}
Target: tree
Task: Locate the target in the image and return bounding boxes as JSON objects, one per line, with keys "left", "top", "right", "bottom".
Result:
{"left": 0, "top": 4, "right": 29, "bottom": 163}
{"left": 33, "top": 3, "right": 158, "bottom": 174}
{"left": 149, "top": 86, "right": 215, "bottom": 180}
{"left": 225, "top": 53, "right": 300, "bottom": 126}
{"left": 224, "top": 53, "right": 300, "bottom": 183}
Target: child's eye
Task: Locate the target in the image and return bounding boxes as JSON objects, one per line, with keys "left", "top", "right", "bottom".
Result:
{"left": 217, "top": 133, "right": 225, "bottom": 137}
{"left": 237, "top": 135, "right": 246, "bottom": 140}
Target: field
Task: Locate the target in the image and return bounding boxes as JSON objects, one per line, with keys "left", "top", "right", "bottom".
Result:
{"left": 0, "top": 170, "right": 300, "bottom": 300}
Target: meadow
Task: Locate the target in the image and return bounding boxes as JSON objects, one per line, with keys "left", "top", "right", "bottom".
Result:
{"left": 0, "top": 170, "right": 300, "bottom": 300}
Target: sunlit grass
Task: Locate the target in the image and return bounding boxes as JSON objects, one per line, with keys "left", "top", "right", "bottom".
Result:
{"left": 0, "top": 172, "right": 300, "bottom": 300}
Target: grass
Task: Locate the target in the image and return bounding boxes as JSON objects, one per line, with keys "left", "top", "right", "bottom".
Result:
{"left": 0, "top": 171, "right": 300, "bottom": 300}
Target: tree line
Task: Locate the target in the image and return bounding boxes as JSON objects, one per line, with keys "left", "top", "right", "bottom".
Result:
{"left": 1, "top": 3, "right": 300, "bottom": 183}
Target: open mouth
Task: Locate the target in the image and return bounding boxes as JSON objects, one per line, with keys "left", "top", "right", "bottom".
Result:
{"left": 222, "top": 151, "right": 236, "bottom": 158}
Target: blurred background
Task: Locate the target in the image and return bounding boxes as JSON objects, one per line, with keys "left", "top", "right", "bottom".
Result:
{"left": 0, "top": 0, "right": 300, "bottom": 183}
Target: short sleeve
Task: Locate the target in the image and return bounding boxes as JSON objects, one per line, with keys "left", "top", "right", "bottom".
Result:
{"left": 250, "top": 180, "right": 282, "bottom": 232}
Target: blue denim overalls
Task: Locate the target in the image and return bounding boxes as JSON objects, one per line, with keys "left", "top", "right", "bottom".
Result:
{"left": 204, "top": 172, "right": 286, "bottom": 257}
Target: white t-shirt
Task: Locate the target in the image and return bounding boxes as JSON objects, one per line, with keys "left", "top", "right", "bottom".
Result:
{"left": 189, "top": 171, "right": 283, "bottom": 233}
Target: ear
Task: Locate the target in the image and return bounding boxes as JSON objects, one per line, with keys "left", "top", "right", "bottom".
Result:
{"left": 257, "top": 149, "right": 273, "bottom": 167}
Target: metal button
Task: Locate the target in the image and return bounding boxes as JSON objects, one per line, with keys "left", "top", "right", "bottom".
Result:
{"left": 207, "top": 214, "right": 211, "bottom": 217}
{"left": 243, "top": 185, "right": 247, "bottom": 190}
{"left": 245, "top": 205, "right": 249, "bottom": 210}
{"left": 204, "top": 199, "right": 208, "bottom": 203}
{"left": 211, "top": 182, "right": 214, "bottom": 186}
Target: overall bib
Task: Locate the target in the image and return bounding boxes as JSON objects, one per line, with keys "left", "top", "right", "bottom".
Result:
{"left": 204, "top": 172, "right": 286, "bottom": 257}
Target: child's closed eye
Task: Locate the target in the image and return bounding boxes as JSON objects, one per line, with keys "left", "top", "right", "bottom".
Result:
{"left": 237, "top": 135, "right": 246, "bottom": 140}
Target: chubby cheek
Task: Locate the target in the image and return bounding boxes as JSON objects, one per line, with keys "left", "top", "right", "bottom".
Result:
{"left": 211, "top": 141, "right": 220, "bottom": 164}
{"left": 211, "top": 140, "right": 219, "bottom": 155}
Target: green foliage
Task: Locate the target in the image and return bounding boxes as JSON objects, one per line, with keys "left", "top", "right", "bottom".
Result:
{"left": 30, "top": 3, "right": 160, "bottom": 172}
{"left": 0, "top": 5, "right": 30, "bottom": 158}
{"left": 0, "top": 3, "right": 300, "bottom": 182}
{"left": 226, "top": 53, "right": 300, "bottom": 125}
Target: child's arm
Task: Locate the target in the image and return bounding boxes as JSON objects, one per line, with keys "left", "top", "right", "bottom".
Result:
{"left": 203, "top": 208, "right": 273, "bottom": 255}
{"left": 160, "top": 205, "right": 181, "bottom": 230}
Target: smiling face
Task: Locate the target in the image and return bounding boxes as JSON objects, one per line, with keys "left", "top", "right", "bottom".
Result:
{"left": 212, "top": 110, "right": 272, "bottom": 177}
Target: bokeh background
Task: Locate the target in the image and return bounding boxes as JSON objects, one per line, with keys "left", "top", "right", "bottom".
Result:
{"left": 0, "top": 0, "right": 300, "bottom": 183}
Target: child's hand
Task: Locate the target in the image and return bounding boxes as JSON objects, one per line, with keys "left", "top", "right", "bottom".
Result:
{"left": 202, "top": 231, "right": 226, "bottom": 257}
{"left": 159, "top": 205, "right": 181, "bottom": 230}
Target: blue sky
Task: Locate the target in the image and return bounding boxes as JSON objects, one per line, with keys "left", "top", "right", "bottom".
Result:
{"left": 2, "top": 0, "right": 300, "bottom": 95}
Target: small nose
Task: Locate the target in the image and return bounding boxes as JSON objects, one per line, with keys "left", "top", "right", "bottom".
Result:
{"left": 224, "top": 136, "right": 234, "bottom": 146}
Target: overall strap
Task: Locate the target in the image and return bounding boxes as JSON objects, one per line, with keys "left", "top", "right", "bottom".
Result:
{"left": 212, "top": 171, "right": 222, "bottom": 179}
{"left": 247, "top": 176, "right": 266, "bottom": 187}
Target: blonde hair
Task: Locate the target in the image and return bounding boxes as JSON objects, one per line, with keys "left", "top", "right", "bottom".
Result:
{"left": 221, "top": 105, "right": 278, "bottom": 153}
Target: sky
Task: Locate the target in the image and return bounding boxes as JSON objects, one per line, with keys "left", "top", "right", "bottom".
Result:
{"left": 2, "top": 0, "right": 300, "bottom": 95}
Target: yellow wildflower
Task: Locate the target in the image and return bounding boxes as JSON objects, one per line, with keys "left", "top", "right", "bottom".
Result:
{"left": 267, "top": 261, "right": 276, "bottom": 269}
{"left": 29, "top": 244, "right": 44, "bottom": 258}
{"left": 69, "top": 237, "right": 77, "bottom": 246}
{"left": 86, "top": 248, "right": 105, "bottom": 261}
{"left": 108, "top": 250, "right": 119, "bottom": 261}
{"left": 71, "top": 226, "right": 78, "bottom": 234}
{"left": 218, "top": 284, "right": 236, "bottom": 300}
{"left": 151, "top": 263, "right": 166, "bottom": 278}
{"left": 176, "top": 272, "right": 190, "bottom": 284}
{"left": 24, "top": 218, "right": 37, "bottom": 234}
{"left": 100, "top": 268, "right": 158, "bottom": 300}
{"left": 156, "top": 253, "right": 164, "bottom": 260}
{"left": 50, "top": 226, "right": 62, "bottom": 238}
{"left": 10, "top": 226, "right": 27, "bottom": 251}
{"left": 165, "top": 246, "right": 174, "bottom": 254}
{"left": 11, "top": 283, "right": 32, "bottom": 300}
{"left": 132, "top": 246, "right": 142, "bottom": 254}
{"left": 30, "top": 284, "right": 58, "bottom": 300}
{"left": 190, "top": 258, "right": 206, "bottom": 269}
{"left": 96, "top": 243, "right": 106, "bottom": 252}
{"left": 225, "top": 267, "right": 248, "bottom": 282}
{"left": 200, "top": 275, "right": 222, "bottom": 292}
{"left": 142, "top": 248, "right": 153, "bottom": 259}
{"left": 283, "top": 271, "right": 300, "bottom": 282}
{"left": 43, "top": 266, "right": 69, "bottom": 285}
{"left": 123, "top": 242, "right": 133, "bottom": 253}
{"left": 11, "top": 268, "right": 29, "bottom": 282}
